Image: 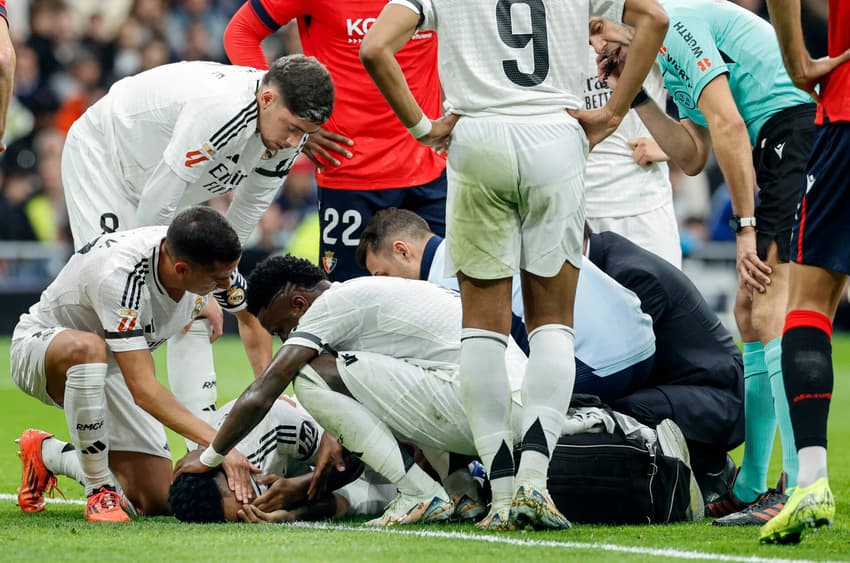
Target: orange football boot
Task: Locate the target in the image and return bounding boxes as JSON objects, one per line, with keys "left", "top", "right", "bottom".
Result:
{"left": 16, "top": 429, "right": 63, "bottom": 512}
{"left": 85, "top": 486, "right": 131, "bottom": 523}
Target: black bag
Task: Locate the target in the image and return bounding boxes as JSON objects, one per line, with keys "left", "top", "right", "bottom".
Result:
{"left": 546, "top": 405, "right": 693, "bottom": 525}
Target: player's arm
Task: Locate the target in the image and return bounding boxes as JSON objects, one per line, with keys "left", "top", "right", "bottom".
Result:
{"left": 630, "top": 98, "right": 711, "bottom": 175}
{"left": 698, "top": 75, "right": 771, "bottom": 292}
{"left": 134, "top": 158, "right": 193, "bottom": 227}
{"left": 360, "top": 4, "right": 457, "bottom": 153}
{"left": 234, "top": 308, "right": 273, "bottom": 377}
{"left": 765, "top": 0, "right": 850, "bottom": 100}
{"left": 0, "top": 12, "right": 15, "bottom": 152}
{"left": 175, "top": 344, "right": 318, "bottom": 474}
{"left": 224, "top": 1, "right": 283, "bottom": 70}
{"left": 113, "top": 348, "right": 218, "bottom": 446}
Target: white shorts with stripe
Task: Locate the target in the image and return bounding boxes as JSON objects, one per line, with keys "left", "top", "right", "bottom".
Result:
{"left": 11, "top": 319, "right": 171, "bottom": 460}
{"left": 444, "top": 113, "right": 588, "bottom": 279}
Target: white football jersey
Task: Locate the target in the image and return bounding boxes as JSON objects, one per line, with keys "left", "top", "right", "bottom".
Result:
{"left": 74, "top": 62, "right": 304, "bottom": 243}
{"left": 16, "top": 227, "right": 236, "bottom": 354}
{"left": 426, "top": 239, "right": 655, "bottom": 376}
{"left": 286, "top": 277, "right": 463, "bottom": 367}
{"left": 215, "top": 398, "right": 323, "bottom": 477}
{"left": 391, "top": 0, "right": 625, "bottom": 116}
{"left": 583, "top": 48, "right": 673, "bottom": 218}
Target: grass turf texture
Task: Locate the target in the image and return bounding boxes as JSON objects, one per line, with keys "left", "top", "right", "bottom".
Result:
{"left": 0, "top": 336, "right": 848, "bottom": 562}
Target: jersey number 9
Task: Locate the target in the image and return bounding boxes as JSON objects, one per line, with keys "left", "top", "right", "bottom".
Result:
{"left": 496, "top": 0, "right": 549, "bottom": 87}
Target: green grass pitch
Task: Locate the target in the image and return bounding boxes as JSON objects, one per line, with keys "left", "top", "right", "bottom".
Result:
{"left": 0, "top": 335, "right": 848, "bottom": 561}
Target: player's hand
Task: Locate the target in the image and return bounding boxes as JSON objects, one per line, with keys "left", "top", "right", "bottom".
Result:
{"left": 787, "top": 49, "right": 850, "bottom": 103}
{"left": 252, "top": 474, "right": 301, "bottom": 511}
{"left": 735, "top": 229, "right": 771, "bottom": 293}
{"left": 173, "top": 449, "right": 213, "bottom": 478}
{"left": 303, "top": 127, "right": 354, "bottom": 169}
{"left": 201, "top": 300, "right": 224, "bottom": 342}
{"left": 238, "top": 503, "right": 294, "bottom": 524}
{"left": 307, "top": 432, "right": 346, "bottom": 501}
{"left": 419, "top": 113, "right": 460, "bottom": 156}
{"left": 629, "top": 137, "right": 669, "bottom": 167}
{"left": 221, "top": 449, "right": 262, "bottom": 504}
{"left": 568, "top": 106, "right": 623, "bottom": 151}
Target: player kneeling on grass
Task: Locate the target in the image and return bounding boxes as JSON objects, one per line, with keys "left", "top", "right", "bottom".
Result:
{"left": 169, "top": 397, "right": 397, "bottom": 523}
{"left": 13, "top": 207, "right": 257, "bottom": 523}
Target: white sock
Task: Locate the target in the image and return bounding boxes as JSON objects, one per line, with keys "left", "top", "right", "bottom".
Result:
{"left": 64, "top": 363, "right": 113, "bottom": 496}
{"left": 167, "top": 319, "right": 217, "bottom": 449}
{"left": 797, "top": 446, "right": 828, "bottom": 488}
{"left": 460, "top": 328, "right": 513, "bottom": 510}
{"left": 294, "top": 369, "right": 439, "bottom": 497}
{"left": 41, "top": 437, "right": 86, "bottom": 487}
{"left": 516, "top": 325, "right": 575, "bottom": 489}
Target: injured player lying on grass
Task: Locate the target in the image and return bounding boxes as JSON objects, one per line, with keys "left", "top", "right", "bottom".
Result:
{"left": 175, "top": 255, "right": 703, "bottom": 529}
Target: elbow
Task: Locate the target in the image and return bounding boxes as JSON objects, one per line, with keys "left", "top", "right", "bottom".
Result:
{"left": 649, "top": 5, "right": 670, "bottom": 36}
{"left": 681, "top": 157, "right": 707, "bottom": 177}
{"left": 359, "top": 40, "right": 386, "bottom": 72}
{"left": 129, "top": 385, "right": 156, "bottom": 413}
{"left": 0, "top": 44, "right": 15, "bottom": 77}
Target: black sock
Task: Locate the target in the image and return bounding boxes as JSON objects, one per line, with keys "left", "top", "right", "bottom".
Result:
{"left": 782, "top": 325, "right": 833, "bottom": 450}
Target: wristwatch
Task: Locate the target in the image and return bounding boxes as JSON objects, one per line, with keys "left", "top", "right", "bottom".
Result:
{"left": 729, "top": 215, "right": 757, "bottom": 233}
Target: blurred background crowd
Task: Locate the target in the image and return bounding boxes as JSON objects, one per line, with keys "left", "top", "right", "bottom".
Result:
{"left": 0, "top": 0, "right": 833, "bottom": 327}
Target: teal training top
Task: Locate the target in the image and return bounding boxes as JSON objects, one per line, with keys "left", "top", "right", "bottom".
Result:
{"left": 658, "top": 0, "right": 811, "bottom": 144}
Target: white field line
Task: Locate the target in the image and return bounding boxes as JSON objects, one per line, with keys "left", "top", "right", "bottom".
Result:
{"left": 0, "top": 494, "right": 838, "bottom": 563}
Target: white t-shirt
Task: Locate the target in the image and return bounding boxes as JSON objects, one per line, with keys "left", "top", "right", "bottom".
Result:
{"left": 285, "top": 277, "right": 464, "bottom": 368}
{"left": 74, "top": 61, "right": 304, "bottom": 244}
{"left": 427, "top": 239, "right": 655, "bottom": 377}
{"left": 215, "top": 398, "right": 323, "bottom": 478}
{"left": 17, "top": 227, "right": 214, "bottom": 353}
{"left": 583, "top": 49, "right": 673, "bottom": 218}
{"left": 391, "top": 0, "right": 625, "bottom": 117}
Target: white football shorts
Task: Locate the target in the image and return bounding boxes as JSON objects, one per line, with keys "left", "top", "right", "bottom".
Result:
{"left": 586, "top": 202, "right": 682, "bottom": 269}
{"left": 445, "top": 112, "right": 588, "bottom": 279}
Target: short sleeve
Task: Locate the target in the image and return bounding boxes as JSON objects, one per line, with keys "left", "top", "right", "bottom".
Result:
{"left": 283, "top": 290, "right": 363, "bottom": 354}
{"left": 93, "top": 264, "right": 151, "bottom": 353}
{"left": 662, "top": 17, "right": 728, "bottom": 114}
{"left": 389, "top": 0, "right": 437, "bottom": 31}
{"left": 213, "top": 269, "right": 248, "bottom": 313}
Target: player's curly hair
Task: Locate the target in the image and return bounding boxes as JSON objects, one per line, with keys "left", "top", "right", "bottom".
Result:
{"left": 168, "top": 471, "right": 226, "bottom": 523}
{"left": 246, "top": 255, "right": 327, "bottom": 316}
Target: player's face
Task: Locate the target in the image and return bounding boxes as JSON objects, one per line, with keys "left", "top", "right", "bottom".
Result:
{"left": 257, "top": 90, "right": 322, "bottom": 151}
{"left": 181, "top": 259, "right": 239, "bottom": 295}
{"left": 257, "top": 287, "right": 306, "bottom": 341}
{"left": 213, "top": 472, "right": 241, "bottom": 523}
{"left": 589, "top": 17, "right": 633, "bottom": 63}
{"left": 365, "top": 246, "right": 419, "bottom": 280}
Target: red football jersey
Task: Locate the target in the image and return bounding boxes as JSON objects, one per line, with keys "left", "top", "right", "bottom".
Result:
{"left": 225, "top": 0, "right": 445, "bottom": 191}
{"left": 817, "top": 0, "right": 850, "bottom": 124}
{"left": 0, "top": 0, "right": 7, "bottom": 20}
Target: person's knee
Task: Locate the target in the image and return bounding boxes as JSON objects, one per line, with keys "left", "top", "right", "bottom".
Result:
{"left": 610, "top": 388, "right": 672, "bottom": 427}
{"left": 62, "top": 332, "right": 107, "bottom": 366}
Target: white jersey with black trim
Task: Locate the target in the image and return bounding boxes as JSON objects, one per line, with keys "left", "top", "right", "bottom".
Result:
{"left": 285, "top": 277, "right": 463, "bottom": 368}
{"left": 73, "top": 61, "right": 304, "bottom": 243}
{"left": 582, "top": 49, "right": 673, "bottom": 218}
{"left": 390, "top": 0, "right": 625, "bottom": 117}
{"left": 427, "top": 239, "right": 655, "bottom": 376}
{"left": 16, "top": 227, "right": 241, "bottom": 354}
{"left": 215, "top": 398, "right": 324, "bottom": 477}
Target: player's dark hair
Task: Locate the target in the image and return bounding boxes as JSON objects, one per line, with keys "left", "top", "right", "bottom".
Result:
{"left": 168, "top": 471, "right": 226, "bottom": 523}
{"left": 263, "top": 55, "right": 334, "bottom": 124}
{"left": 165, "top": 207, "right": 242, "bottom": 270}
{"left": 355, "top": 208, "right": 433, "bottom": 269}
{"left": 246, "top": 255, "right": 327, "bottom": 316}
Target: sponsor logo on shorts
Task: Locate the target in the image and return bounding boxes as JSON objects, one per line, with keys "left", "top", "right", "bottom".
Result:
{"left": 184, "top": 150, "right": 210, "bottom": 168}
{"left": 321, "top": 251, "right": 338, "bottom": 274}
{"left": 774, "top": 142, "right": 785, "bottom": 160}
{"left": 806, "top": 173, "right": 816, "bottom": 194}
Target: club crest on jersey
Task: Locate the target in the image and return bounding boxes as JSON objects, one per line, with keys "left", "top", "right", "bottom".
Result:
{"left": 192, "top": 296, "right": 206, "bottom": 319}
{"left": 116, "top": 308, "right": 139, "bottom": 332}
{"left": 321, "top": 251, "right": 337, "bottom": 274}
{"left": 261, "top": 148, "right": 278, "bottom": 160}
{"left": 226, "top": 286, "right": 246, "bottom": 307}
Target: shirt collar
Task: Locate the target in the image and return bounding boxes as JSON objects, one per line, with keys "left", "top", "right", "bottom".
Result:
{"left": 151, "top": 240, "right": 166, "bottom": 296}
{"left": 420, "top": 235, "right": 443, "bottom": 281}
